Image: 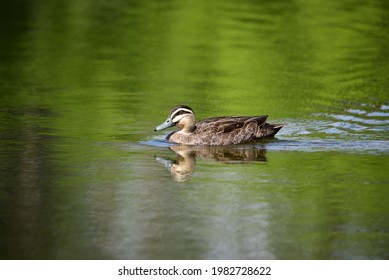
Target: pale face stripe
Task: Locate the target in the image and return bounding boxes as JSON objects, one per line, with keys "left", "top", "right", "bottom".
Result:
{"left": 170, "top": 108, "right": 194, "bottom": 123}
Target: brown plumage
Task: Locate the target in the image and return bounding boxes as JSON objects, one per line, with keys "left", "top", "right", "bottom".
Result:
{"left": 154, "top": 105, "right": 284, "bottom": 145}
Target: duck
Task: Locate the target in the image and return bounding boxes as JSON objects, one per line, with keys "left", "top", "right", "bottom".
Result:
{"left": 154, "top": 105, "right": 285, "bottom": 145}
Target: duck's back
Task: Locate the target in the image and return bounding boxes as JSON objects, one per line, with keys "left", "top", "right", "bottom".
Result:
{"left": 176, "top": 115, "right": 282, "bottom": 145}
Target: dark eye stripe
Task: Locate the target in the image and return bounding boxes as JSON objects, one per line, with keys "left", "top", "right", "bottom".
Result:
{"left": 170, "top": 108, "right": 193, "bottom": 119}
{"left": 175, "top": 110, "right": 188, "bottom": 116}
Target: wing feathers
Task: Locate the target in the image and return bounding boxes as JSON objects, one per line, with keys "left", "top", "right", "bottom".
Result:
{"left": 194, "top": 115, "right": 272, "bottom": 142}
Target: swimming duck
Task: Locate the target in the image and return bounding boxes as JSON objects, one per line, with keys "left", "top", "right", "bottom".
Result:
{"left": 154, "top": 105, "right": 284, "bottom": 145}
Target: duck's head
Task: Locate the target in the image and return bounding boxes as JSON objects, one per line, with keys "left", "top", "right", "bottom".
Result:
{"left": 154, "top": 105, "right": 196, "bottom": 132}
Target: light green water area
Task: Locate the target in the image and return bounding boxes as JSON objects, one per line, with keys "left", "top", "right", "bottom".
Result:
{"left": 1, "top": 0, "right": 388, "bottom": 259}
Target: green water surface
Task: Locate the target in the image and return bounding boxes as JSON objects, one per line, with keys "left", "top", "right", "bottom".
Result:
{"left": 0, "top": 0, "right": 388, "bottom": 259}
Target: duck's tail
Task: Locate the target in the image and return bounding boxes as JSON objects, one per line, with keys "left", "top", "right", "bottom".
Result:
{"left": 264, "top": 123, "right": 286, "bottom": 138}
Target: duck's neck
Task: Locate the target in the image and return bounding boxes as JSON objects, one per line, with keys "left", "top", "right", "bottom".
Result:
{"left": 177, "top": 115, "right": 196, "bottom": 133}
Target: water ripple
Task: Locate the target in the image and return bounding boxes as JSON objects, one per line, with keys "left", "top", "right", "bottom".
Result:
{"left": 267, "top": 139, "right": 389, "bottom": 155}
{"left": 276, "top": 103, "right": 389, "bottom": 154}
{"left": 366, "top": 112, "right": 389, "bottom": 117}
{"left": 324, "top": 114, "right": 389, "bottom": 125}
{"left": 381, "top": 105, "right": 389, "bottom": 110}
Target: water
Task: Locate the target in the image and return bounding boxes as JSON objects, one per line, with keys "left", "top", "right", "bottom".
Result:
{"left": 1, "top": 0, "right": 389, "bottom": 259}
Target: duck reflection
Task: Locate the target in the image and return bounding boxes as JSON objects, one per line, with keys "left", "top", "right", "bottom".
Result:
{"left": 155, "top": 145, "right": 267, "bottom": 182}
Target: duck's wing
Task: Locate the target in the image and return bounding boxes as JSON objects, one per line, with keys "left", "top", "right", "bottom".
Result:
{"left": 194, "top": 116, "right": 271, "bottom": 144}
{"left": 195, "top": 116, "right": 268, "bottom": 133}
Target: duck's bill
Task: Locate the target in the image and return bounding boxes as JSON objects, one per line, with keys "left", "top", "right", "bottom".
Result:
{"left": 154, "top": 118, "right": 174, "bottom": 131}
